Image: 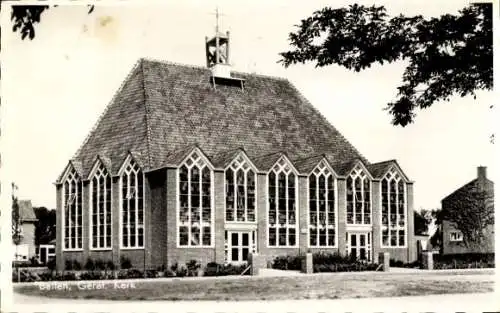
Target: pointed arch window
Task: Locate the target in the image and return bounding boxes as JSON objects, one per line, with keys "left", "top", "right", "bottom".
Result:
{"left": 308, "top": 160, "right": 336, "bottom": 247}
{"left": 91, "top": 164, "right": 112, "bottom": 249}
{"left": 268, "top": 157, "right": 297, "bottom": 247}
{"left": 381, "top": 167, "right": 406, "bottom": 247}
{"left": 346, "top": 165, "right": 371, "bottom": 225}
{"left": 63, "top": 168, "right": 83, "bottom": 250}
{"left": 178, "top": 151, "right": 213, "bottom": 247}
{"left": 225, "top": 154, "right": 256, "bottom": 222}
{"left": 120, "top": 159, "right": 144, "bottom": 249}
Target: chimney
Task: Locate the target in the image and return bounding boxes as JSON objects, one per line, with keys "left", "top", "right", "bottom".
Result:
{"left": 477, "top": 166, "right": 487, "bottom": 189}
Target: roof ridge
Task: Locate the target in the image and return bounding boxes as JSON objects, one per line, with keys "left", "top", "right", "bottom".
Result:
{"left": 284, "top": 79, "right": 370, "bottom": 165}
{"left": 140, "top": 57, "right": 209, "bottom": 72}
{"left": 140, "top": 57, "right": 289, "bottom": 82}
{"left": 370, "top": 159, "right": 397, "bottom": 165}
{"left": 72, "top": 59, "right": 143, "bottom": 160}
{"left": 141, "top": 60, "right": 153, "bottom": 168}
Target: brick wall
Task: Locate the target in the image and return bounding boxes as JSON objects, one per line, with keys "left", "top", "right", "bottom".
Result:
{"left": 442, "top": 221, "right": 494, "bottom": 255}
{"left": 164, "top": 167, "right": 216, "bottom": 267}
{"left": 441, "top": 176, "right": 494, "bottom": 255}
{"left": 56, "top": 162, "right": 417, "bottom": 269}
{"left": 149, "top": 169, "right": 168, "bottom": 268}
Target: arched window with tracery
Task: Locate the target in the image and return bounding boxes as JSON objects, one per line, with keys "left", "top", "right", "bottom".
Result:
{"left": 63, "top": 167, "right": 83, "bottom": 250}
{"left": 308, "top": 160, "right": 336, "bottom": 247}
{"left": 225, "top": 154, "right": 256, "bottom": 222}
{"left": 178, "top": 151, "right": 213, "bottom": 247}
{"left": 381, "top": 167, "right": 406, "bottom": 247}
{"left": 346, "top": 164, "right": 371, "bottom": 225}
{"left": 268, "top": 157, "right": 297, "bottom": 247}
{"left": 120, "top": 159, "right": 144, "bottom": 248}
{"left": 91, "top": 163, "right": 112, "bottom": 249}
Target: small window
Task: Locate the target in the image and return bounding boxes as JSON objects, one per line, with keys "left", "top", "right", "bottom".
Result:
{"left": 449, "top": 231, "right": 463, "bottom": 242}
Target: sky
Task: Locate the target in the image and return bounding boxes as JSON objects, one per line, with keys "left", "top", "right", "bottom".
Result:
{"left": 1, "top": 0, "right": 496, "bottom": 211}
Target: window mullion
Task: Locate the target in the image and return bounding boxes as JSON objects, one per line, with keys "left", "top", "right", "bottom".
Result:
{"left": 134, "top": 171, "right": 139, "bottom": 248}
{"left": 244, "top": 170, "right": 248, "bottom": 222}
{"left": 69, "top": 182, "right": 73, "bottom": 249}
{"left": 274, "top": 172, "right": 278, "bottom": 246}
{"left": 233, "top": 170, "right": 236, "bottom": 221}
{"left": 188, "top": 167, "right": 191, "bottom": 247}
{"left": 316, "top": 175, "right": 319, "bottom": 246}
{"left": 199, "top": 167, "right": 203, "bottom": 246}
{"left": 325, "top": 174, "right": 329, "bottom": 245}
{"left": 285, "top": 173, "right": 289, "bottom": 246}
{"left": 103, "top": 176, "right": 107, "bottom": 248}
{"left": 396, "top": 179, "right": 399, "bottom": 247}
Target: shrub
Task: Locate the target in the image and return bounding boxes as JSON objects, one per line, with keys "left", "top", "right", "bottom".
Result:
{"left": 272, "top": 255, "right": 303, "bottom": 270}
{"left": 80, "top": 271, "right": 103, "bottom": 280}
{"left": 120, "top": 256, "right": 132, "bottom": 269}
{"left": 313, "top": 252, "right": 353, "bottom": 266}
{"left": 389, "top": 259, "right": 405, "bottom": 267}
{"left": 84, "top": 258, "right": 95, "bottom": 271}
{"left": 203, "top": 262, "right": 250, "bottom": 276}
{"left": 106, "top": 260, "right": 116, "bottom": 271}
{"left": 175, "top": 265, "right": 188, "bottom": 277}
{"left": 64, "top": 259, "right": 82, "bottom": 271}
{"left": 95, "top": 259, "right": 106, "bottom": 271}
{"left": 47, "top": 258, "right": 56, "bottom": 271}
{"left": 186, "top": 259, "right": 201, "bottom": 276}
{"left": 72, "top": 260, "right": 82, "bottom": 270}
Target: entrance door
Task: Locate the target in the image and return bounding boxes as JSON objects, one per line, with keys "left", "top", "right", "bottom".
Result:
{"left": 40, "top": 247, "right": 47, "bottom": 264}
{"left": 225, "top": 230, "right": 256, "bottom": 264}
{"left": 346, "top": 232, "right": 372, "bottom": 262}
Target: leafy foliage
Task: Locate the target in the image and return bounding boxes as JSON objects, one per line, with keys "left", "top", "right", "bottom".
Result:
{"left": 11, "top": 5, "right": 49, "bottom": 40}
{"left": 414, "top": 209, "right": 432, "bottom": 235}
{"left": 33, "top": 207, "right": 56, "bottom": 245}
{"left": 279, "top": 3, "right": 492, "bottom": 126}
{"left": 442, "top": 185, "right": 494, "bottom": 249}
{"left": 11, "top": 187, "right": 22, "bottom": 245}
{"left": 11, "top": 5, "right": 95, "bottom": 40}
{"left": 272, "top": 255, "right": 303, "bottom": 270}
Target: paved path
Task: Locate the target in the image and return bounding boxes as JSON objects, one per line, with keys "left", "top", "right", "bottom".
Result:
{"left": 8, "top": 292, "right": 499, "bottom": 312}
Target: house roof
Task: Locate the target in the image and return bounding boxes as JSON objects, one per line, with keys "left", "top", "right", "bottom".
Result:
{"left": 442, "top": 178, "right": 494, "bottom": 204}
{"left": 58, "top": 58, "right": 407, "bottom": 181}
{"left": 18, "top": 200, "right": 37, "bottom": 222}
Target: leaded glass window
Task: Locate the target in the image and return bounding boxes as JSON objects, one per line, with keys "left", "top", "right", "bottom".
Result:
{"left": 268, "top": 157, "right": 297, "bottom": 247}
{"left": 178, "top": 151, "right": 213, "bottom": 247}
{"left": 346, "top": 164, "right": 371, "bottom": 225}
{"left": 308, "top": 160, "right": 336, "bottom": 247}
{"left": 121, "top": 159, "right": 144, "bottom": 248}
{"left": 381, "top": 167, "right": 406, "bottom": 247}
{"left": 91, "top": 163, "right": 112, "bottom": 249}
{"left": 63, "top": 168, "right": 83, "bottom": 250}
{"left": 225, "top": 154, "right": 256, "bottom": 222}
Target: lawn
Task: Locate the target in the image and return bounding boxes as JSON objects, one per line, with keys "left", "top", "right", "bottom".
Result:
{"left": 14, "top": 271, "right": 494, "bottom": 301}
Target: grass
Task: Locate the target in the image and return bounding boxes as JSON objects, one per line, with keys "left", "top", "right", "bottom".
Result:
{"left": 14, "top": 271, "right": 494, "bottom": 301}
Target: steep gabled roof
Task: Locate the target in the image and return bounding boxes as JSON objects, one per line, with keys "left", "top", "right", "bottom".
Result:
{"left": 18, "top": 200, "right": 37, "bottom": 222}
{"left": 367, "top": 159, "right": 410, "bottom": 181}
{"left": 63, "top": 58, "right": 371, "bottom": 180}
{"left": 293, "top": 154, "right": 325, "bottom": 174}
{"left": 442, "top": 178, "right": 494, "bottom": 204}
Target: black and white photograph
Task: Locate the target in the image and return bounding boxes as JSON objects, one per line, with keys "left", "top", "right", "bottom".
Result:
{"left": 1, "top": 0, "right": 497, "bottom": 312}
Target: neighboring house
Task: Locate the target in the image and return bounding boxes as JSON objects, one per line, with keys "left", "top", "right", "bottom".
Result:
{"left": 55, "top": 28, "right": 417, "bottom": 271}
{"left": 441, "top": 166, "right": 494, "bottom": 255}
{"left": 36, "top": 239, "right": 56, "bottom": 264}
{"left": 12, "top": 200, "right": 38, "bottom": 262}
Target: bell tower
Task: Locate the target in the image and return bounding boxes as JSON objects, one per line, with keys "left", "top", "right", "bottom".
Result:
{"left": 205, "top": 8, "right": 244, "bottom": 89}
{"left": 205, "top": 8, "right": 230, "bottom": 68}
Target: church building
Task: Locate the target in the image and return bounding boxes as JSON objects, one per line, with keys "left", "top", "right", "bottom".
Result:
{"left": 55, "top": 27, "right": 416, "bottom": 271}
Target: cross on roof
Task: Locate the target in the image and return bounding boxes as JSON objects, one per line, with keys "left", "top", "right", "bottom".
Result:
{"left": 210, "top": 7, "right": 226, "bottom": 34}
